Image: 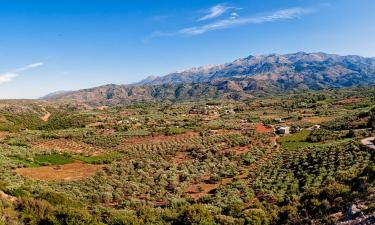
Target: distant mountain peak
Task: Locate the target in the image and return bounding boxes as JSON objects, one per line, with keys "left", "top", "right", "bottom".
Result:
{"left": 44, "top": 52, "right": 375, "bottom": 104}
{"left": 137, "top": 52, "right": 374, "bottom": 86}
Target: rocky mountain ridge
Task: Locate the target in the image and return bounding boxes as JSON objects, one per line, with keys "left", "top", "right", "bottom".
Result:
{"left": 44, "top": 52, "right": 375, "bottom": 104}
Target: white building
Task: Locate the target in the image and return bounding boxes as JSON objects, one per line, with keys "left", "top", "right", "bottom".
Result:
{"left": 278, "top": 126, "right": 290, "bottom": 134}
{"left": 307, "top": 125, "right": 321, "bottom": 130}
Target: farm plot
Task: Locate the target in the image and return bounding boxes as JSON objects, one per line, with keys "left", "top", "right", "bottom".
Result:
{"left": 34, "top": 139, "right": 104, "bottom": 156}
{"left": 251, "top": 140, "right": 371, "bottom": 201}
{"left": 120, "top": 131, "right": 199, "bottom": 145}
{"left": 185, "top": 135, "right": 280, "bottom": 200}
{"left": 16, "top": 161, "right": 104, "bottom": 181}
{"left": 255, "top": 124, "right": 273, "bottom": 133}
{"left": 302, "top": 116, "right": 335, "bottom": 124}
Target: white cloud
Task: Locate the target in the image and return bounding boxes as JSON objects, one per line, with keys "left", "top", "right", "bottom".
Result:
{"left": 198, "top": 4, "right": 234, "bottom": 21}
{"left": 0, "top": 73, "right": 18, "bottom": 84}
{"left": 230, "top": 12, "right": 239, "bottom": 20}
{"left": 0, "top": 62, "right": 45, "bottom": 85}
{"left": 146, "top": 7, "right": 314, "bottom": 41}
{"left": 181, "top": 7, "right": 313, "bottom": 36}
{"left": 16, "top": 62, "right": 45, "bottom": 72}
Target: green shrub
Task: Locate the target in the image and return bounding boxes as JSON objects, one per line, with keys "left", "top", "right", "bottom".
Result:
{"left": 34, "top": 153, "right": 73, "bottom": 165}
{"left": 40, "top": 113, "right": 90, "bottom": 130}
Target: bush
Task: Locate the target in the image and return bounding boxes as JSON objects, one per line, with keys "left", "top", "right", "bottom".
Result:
{"left": 176, "top": 204, "right": 217, "bottom": 225}
{"left": 17, "top": 198, "right": 57, "bottom": 224}
{"left": 40, "top": 113, "right": 90, "bottom": 130}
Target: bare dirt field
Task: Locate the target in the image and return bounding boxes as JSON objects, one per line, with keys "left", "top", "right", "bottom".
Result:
{"left": 255, "top": 124, "right": 273, "bottom": 133}
{"left": 172, "top": 152, "right": 191, "bottom": 165}
{"left": 259, "top": 114, "right": 283, "bottom": 120}
{"left": 16, "top": 161, "right": 104, "bottom": 181}
{"left": 302, "top": 116, "right": 335, "bottom": 123}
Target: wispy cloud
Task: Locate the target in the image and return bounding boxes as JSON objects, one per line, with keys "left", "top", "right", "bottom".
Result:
{"left": 182, "top": 7, "right": 313, "bottom": 36}
{"left": 198, "top": 4, "right": 235, "bottom": 21}
{"left": 0, "top": 73, "right": 18, "bottom": 84}
{"left": 230, "top": 12, "right": 239, "bottom": 20}
{"left": 145, "top": 7, "right": 314, "bottom": 42}
{"left": 0, "top": 62, "right": 45, "bottom": 85}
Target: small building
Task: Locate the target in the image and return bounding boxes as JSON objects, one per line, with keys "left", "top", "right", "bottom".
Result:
{"left": 273, "top": 118, "right": 283, "bottom": 123}
{"left": 208, "top": 130, "right": 219, "bottom": 135}
{"left": 277, "top": 126, "right": 290, "bottom": 135}
{"left": 307, "top": 125, "right": 321, "bottom": 131}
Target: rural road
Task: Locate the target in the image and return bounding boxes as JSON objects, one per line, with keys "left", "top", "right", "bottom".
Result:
{"left": 361, "top": 137, "right": 375, "bottom": 150}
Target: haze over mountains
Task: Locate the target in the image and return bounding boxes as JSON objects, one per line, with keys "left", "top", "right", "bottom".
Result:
{"left": 44, "top": 52, "right": 375, "bottom": 104}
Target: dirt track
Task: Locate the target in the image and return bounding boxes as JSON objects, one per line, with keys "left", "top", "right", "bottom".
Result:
{"left": 40, "top": 107, "right": 51, "bottom": 121}
{"left": 361, "top": 137, "right": 375, "bottom": 150}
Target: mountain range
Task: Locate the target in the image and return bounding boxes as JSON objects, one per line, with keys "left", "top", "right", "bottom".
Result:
{"left": 44, "top": 52, "right": 375, "bottom": 104}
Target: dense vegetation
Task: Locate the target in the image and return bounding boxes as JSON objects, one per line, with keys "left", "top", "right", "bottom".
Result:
{"left": 0, "top": 87, "right": 374, "bottom": 224}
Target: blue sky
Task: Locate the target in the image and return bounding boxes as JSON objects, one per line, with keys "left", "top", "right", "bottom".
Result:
{"left": 0, "top": 0, "right": 374, "bottom": 99}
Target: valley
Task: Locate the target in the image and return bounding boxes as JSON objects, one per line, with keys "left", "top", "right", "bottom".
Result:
{"left": 1, "top": 0, "right": 374, "bottom": 223}
{"left": 0, "top": 87, "right": 373, "bottom": 224}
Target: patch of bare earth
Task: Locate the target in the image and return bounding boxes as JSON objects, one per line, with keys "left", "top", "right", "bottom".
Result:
{"left": 0, "top": 131, "right": 10, "bottom": 142}
{"left": 303, "top": 116, "right": 335, "bottom": 123}
{"left": 40, "top": 107, "right": 51, "bottom": 122}
{"left": 86, "top": 122, "right": 108, "bottom": 128}
{"left": 220, "top": 146, "right": 250, "bottom": 156}
{"left": 187, "top": 176, "right": 233, "bottom": 200}
{"left": 97, "top": 106, "right": 109, "bottom": 110}
{"left": 172, "top": 152, "right": 191, "bottom": 165}
{"left": 255, "top": 124, "right": 273, "bottom": 133}
{"left": 34, "top": 139, "right": 104, "bottom": 156}
{"left": 16, "top": 161, "right": 104, "bottom": 181}
{"left": 0, "top": 191, "right": 17, "bottom": 202}
{"left": 259, "top": 114, "right": 282, "bottom": 120}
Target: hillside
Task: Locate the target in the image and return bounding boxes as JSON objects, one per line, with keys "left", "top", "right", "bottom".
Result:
{"left": 44, "top": 52, "right": 375, "bottom": 104}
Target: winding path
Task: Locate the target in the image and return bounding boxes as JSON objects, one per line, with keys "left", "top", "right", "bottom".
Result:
{"left": 0, "top": 191, "right": 16, "bottom": 202}
{"left": 40, "top": 107, "right": 51, "bottom": 122}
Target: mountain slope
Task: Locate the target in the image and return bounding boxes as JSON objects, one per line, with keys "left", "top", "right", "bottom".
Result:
{"left": 43, "top": 83, "right": 256, "bottom": 105}
{"left": 44, "top": 52, "right": 375, "bottom": 104}
{"left": 41, "top": 90, "right": 71, "bottom": 99}
{"left": 138, "top": 52, "right": 375, "bottom": 88}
